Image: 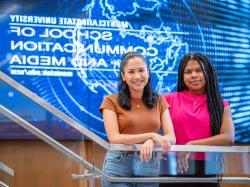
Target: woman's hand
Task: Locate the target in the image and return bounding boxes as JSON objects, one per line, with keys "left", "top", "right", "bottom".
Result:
{"left": 140, "top": 139, "right": 154, "bottom": 162}
{"left": 178, "top": 152, "right": 190, "bottom": 173}
{"left": 178, "top": 141, "right": 192, "bottom": 173}
{"left": 151, "top": 133, "right": 172, "bottom": 153}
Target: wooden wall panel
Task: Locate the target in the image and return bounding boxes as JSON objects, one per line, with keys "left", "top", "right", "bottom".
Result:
{"left": 0, "top": 140, "right": 86, "bottom": 187}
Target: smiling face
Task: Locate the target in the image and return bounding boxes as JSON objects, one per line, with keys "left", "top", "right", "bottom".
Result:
{"left": 121, "top": 56, "right": 149, "bottom": 95}
{"left": 183, "top": 59, "right": 206, "bottom": 95}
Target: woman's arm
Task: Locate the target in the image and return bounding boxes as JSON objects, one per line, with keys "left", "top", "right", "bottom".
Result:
{"left": 161, "top": 108, "right": 176, "bottom": 145}
{"left": 103, "top": 109, "right": 162, "bottom": 144}
{"left": 188, "top": 106, "right": 235, "bottom": 146}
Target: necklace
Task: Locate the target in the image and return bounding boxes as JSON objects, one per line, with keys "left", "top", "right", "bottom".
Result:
{"left": 187, "top": 91, "right": 200, "bottom": 110}
{"left": 131, "top": 97, "right": 142, "bottom": 109}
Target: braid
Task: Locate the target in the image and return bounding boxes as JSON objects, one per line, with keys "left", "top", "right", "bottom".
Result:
{"left": 206, "top": 63, "right": 223, "bottom": 135}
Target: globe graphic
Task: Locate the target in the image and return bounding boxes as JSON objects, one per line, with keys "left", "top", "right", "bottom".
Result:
{"left": 58, "top": 0, "right": 190, "bottom": 138}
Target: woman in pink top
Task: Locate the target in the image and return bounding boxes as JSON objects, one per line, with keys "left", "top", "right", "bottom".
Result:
{"left": 161, "top": 52, "right": 235, "bottom": 187}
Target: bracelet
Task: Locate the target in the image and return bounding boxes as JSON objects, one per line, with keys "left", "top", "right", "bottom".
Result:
{"left": 165, "top": 135, "right": 175, "bottom": 145}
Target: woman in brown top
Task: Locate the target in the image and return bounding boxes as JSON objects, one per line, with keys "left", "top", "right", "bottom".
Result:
{"left": 100, "top": 51, "right": 176, "bottom": 187}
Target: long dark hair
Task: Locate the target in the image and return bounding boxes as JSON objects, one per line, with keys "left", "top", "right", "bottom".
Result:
{"left": 118, "top": 51, "right": 158, "bottom": 110}
{"left": 177, "top": 52, "right": 224, "bottom": 135}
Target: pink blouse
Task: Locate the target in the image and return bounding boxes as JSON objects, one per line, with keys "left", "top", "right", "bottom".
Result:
{"left": 165, "top": 90, "right": 229, "bottom": 145}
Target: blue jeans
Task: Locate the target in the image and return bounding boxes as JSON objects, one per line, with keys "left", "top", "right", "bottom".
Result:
{"left": 102, "top": 150, "right": 160, "bottom": 187}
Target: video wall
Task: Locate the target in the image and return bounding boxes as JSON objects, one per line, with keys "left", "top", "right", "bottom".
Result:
{"left": 0, "top": 0, "right": 249, "bottom": 142}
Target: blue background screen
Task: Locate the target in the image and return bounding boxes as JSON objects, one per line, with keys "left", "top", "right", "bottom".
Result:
{"left": 0, "top": 0, "right": 249, "bottom": 142}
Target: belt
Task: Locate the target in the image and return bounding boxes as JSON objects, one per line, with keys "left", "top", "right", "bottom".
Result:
{"left": 121, "top": 151, "right": 161, "bottom": 157}
{"left": 121, "top": 151, "right": 139, "bottom": 156}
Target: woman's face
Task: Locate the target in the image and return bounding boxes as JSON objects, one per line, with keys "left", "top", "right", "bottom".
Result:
{"left": 183, "top": 59, "right": 206, "bottom": 94}
{"left": 121, "top": 57, "right": 149, "bottom": 93}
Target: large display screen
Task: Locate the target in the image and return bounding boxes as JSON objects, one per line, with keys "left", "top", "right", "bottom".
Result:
{"left": 0, "top": 0, "right": 249, "bottom": 142}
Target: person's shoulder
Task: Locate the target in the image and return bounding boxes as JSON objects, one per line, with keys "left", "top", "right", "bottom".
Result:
{"left": 105, "top": 93, "right": 118, "bottom": 100}
{"left": 164, "top": 91, "right": 185, "bottom": 105}
{"left": 100, "top": 94, "right": 118, "bottom": 113}
{"left": 157, "top": 94, "right": 169, "bottom": 105}
{"left": 103, "top": 93, "right": 118, "bottom": 103}
{"left": 164, "top": 91, "right": 179, "bottom": 99}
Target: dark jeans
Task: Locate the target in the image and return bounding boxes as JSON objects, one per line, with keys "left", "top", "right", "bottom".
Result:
{"left": 159, "top": 159, "right": 221, "bottom": 187}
